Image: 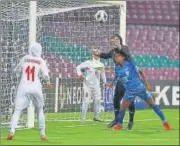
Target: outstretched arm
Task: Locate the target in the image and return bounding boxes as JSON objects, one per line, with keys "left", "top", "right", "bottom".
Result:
{"left": 138, "top": 69, "right": 152, "bottom": 91}
{"left": 14, "top": 57, "right": 24, "bottom": 73}
{"left": 100, "top": 50, "right": 113, "bottom": 59}
{"left": 139, "top": 69, "right": 159, "bottom": 97}
{"left": 41, "top": 60, "right": 52, "bottom": 88}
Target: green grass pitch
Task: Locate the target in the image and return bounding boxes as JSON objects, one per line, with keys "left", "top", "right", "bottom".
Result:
{"left": 1, "top": 109, "right": 179, "bottom": 145}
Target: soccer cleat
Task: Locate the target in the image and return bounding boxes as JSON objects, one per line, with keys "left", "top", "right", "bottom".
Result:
{"left": 126, "top": 122, "right": 134, "bottom": 130}
{"left": 93, "top": 117, "right": 103, "bottom": 122}
{"left": 107, "top": 119, "right": 117, "bottom": 128}
{"left": 113, "top": 124, "right": 123, "bottom": 131}
{"left": 7, "top": 134, "right": 14, "bottom": 140}
{"left": 163, "top": 122, "right": 172, "bottom": 131}
{"left": 41, "top": 135, "right": 47, "bottom": 140}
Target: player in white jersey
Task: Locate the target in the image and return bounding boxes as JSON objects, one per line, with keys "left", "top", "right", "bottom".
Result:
{"left": 7, "top": 43, "right": 52, "bottom": 141}
{"left": 76, "top": 49, "right": 108, "bottom": 122}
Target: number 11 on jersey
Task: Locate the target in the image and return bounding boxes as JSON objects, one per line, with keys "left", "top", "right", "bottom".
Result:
{"left": 26, "top": 66, "right": 35, "bottom": 82}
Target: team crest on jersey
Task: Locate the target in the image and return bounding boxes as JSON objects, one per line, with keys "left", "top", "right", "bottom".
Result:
{"left": 94, "top": 67, "right": 104, "bottom": 73}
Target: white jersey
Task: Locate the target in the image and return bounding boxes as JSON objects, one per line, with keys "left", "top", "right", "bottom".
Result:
{"left": 15, "top": 55, "right": 50, "bottom": 88}
{"left": 76, "top": 60, "right": 106, "bottom": 87}
{"left": 13, "top": 43, "right": 50, "bottom": 111}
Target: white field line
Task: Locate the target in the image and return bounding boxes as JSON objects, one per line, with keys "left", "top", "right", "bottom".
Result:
{"left": 1, "top": 118, "right": 179, "bottom": 141}
{"left": 1, "top": 137, "right": 179, "bottom": 141}
{"left": 46, "top": 117, "right": 180, "bottom": 122}
{"left": 1, "top": 118, "right": 179, "bottom": 130}
{"left": 47, "top": 118, "right": 180, "bottom": 128}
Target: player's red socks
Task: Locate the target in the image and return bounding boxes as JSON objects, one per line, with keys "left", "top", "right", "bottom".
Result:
{"left": 113, "top": 124, "right": 123, "bottom": 131}
{"left": 163, "top": 122, "right": 172, "bottom": 131}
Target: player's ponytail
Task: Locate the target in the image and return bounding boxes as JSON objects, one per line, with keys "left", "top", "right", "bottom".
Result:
{"left": 29, "top": 43, "right": 42, "bottom": 57}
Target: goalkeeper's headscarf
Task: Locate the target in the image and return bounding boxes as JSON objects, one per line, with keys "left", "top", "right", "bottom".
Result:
{"left": 29, "top": 43, "right": 42, "bottom": 57}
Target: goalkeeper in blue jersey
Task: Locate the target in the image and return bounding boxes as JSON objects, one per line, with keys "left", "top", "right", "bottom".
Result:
{"left": 112, "top": 49, "right": 172, "bottom": 131}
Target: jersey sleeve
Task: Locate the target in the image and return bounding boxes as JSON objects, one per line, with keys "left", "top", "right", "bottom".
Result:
{"left": 100, "top": 50, "right": 113, "bottom": 59}
{"left": 40, "top": 60, "right": 50, "bottom": 81}
{"left": 76, "top": 61, "right": 90, "bottom": 76}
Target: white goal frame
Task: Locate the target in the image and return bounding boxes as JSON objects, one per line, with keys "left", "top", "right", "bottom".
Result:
{"left": 27, "top": 1, "right": 37, "bottom": 128}
{"left": 0, "top": 0, "right": 2, "bottom": 145}
{"left": 0, "top": 0, "right": 127, "bottom": 129}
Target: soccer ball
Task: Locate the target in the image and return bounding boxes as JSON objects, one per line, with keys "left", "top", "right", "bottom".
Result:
{"left": 95, "top": 10, "right": 108, "bottom": 22}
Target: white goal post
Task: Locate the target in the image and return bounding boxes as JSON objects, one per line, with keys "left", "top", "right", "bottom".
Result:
{"left": 0, "top": 1, "right": 2, "bottom": 145}
{"left": 96, "top": 1, "right": 127, "bottom": 44}
{"left": 27, "top": 1, "right": 37, "bottom": 128}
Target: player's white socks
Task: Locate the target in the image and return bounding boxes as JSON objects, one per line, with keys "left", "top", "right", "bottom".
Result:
{"left": 10, "top": 109, "right": 21, "bottom": 135}
{"left": 10, "top": 108, "right": 45, "bottom": 136}
{"left": 81, "top": 102, "right": 88, "bottom": 121}
{"left": 94, "top": 100, "right": 100, "bottom": 119}
{"left": 37, "top": 108, "right": 46, "bottom": 136}
{"left": 81, "top": 100, "right": 100, "bottom": 120}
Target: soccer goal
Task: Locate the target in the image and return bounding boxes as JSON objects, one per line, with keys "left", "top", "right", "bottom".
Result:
{"left": 0, "top": 0, "right": 127, "bottom": 128}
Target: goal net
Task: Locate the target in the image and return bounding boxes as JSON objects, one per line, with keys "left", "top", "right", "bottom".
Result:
{"left": 0, "top": 0, "right": 124, "bottom": 128}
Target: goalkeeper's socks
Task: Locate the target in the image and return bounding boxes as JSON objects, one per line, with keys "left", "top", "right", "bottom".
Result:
{"left": 114, "top": 109, "right": 119, "bottom": 122}
{"left": 117, "top": 110, "right": 125, "bottom": 125}
{"left": 153, "top": 105, "right": 166, "bottom": 123}
{"left": 129, "top": 112, "right": 135, "bottom": 123}
{"left": 128, "top": 102, "right": 135, "bottom": 123}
